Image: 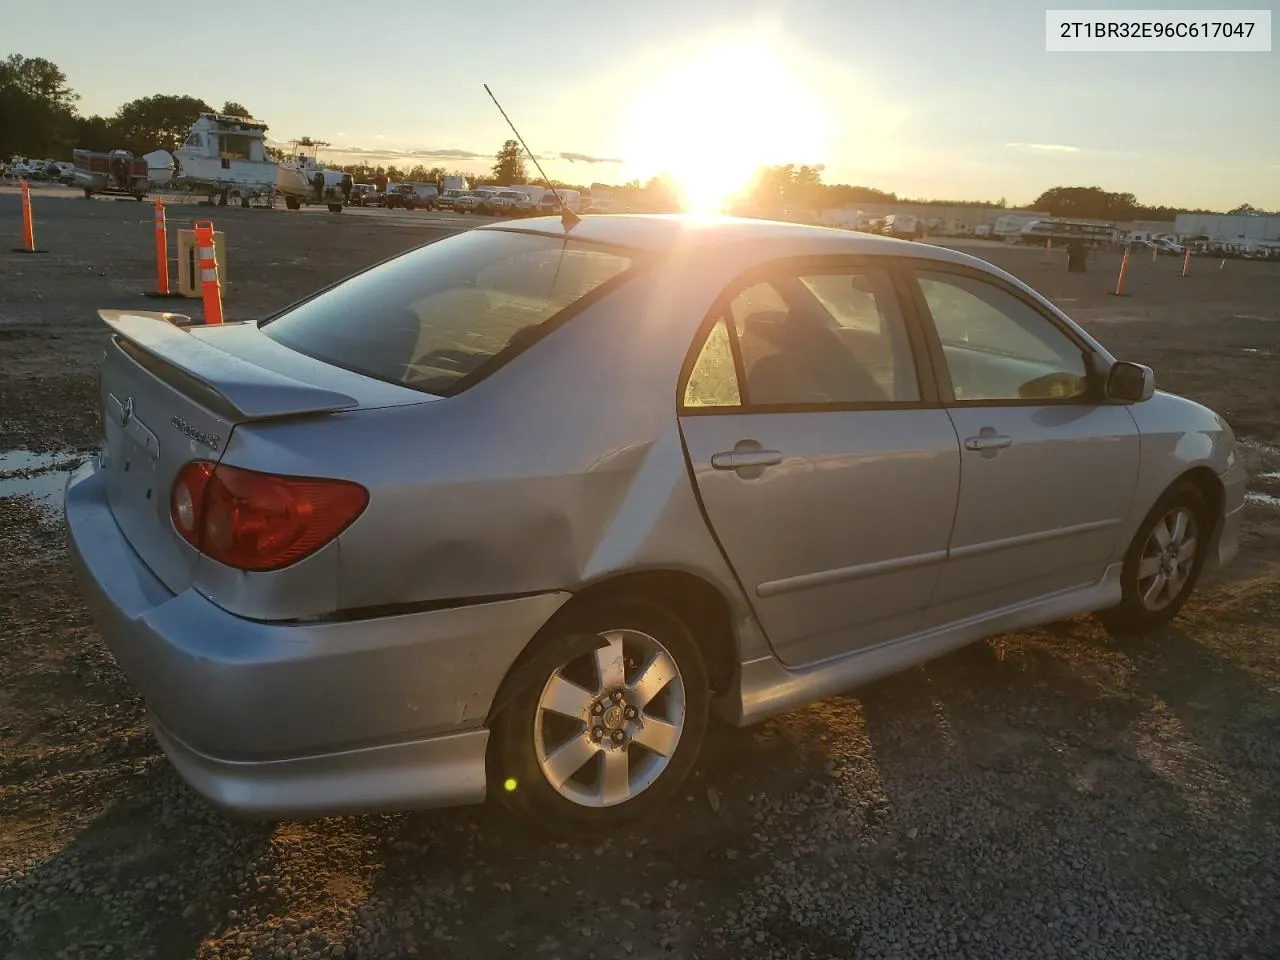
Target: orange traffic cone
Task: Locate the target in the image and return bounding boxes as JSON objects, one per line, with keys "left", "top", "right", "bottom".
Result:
{"left": 193, "top": 220, "right": 224, "bottom": 324}
{"left": 12, "top": 179, "right": 46, "bottom": 253}
{"left": 1110, "top": 247, "right": 1130, "bottom": 297}
{"left": 144, "top": 197, "right": 183, "bottom": 298}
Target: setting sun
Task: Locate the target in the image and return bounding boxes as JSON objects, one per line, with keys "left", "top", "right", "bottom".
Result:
{"left": 621, "top": 33, "right": 831, "bottom": 213}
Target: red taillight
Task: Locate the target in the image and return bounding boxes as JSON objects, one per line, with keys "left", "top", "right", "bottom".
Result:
{"left": 171, "top": 460, "right": 368, "bottom": 572}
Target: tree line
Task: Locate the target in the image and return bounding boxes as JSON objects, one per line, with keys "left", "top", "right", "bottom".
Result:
{"left": 1026, "top": 186, "right": 1267, "bottom": 221}
{"left": 2, "top": 52, "right": 1271, "bottom": 218}
{"left": 331, "top": 140, "right": 536, "bottom": 189}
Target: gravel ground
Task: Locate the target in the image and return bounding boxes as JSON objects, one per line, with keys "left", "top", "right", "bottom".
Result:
{"left": 2, "top": 186, "right": 1280, "bottom": 960}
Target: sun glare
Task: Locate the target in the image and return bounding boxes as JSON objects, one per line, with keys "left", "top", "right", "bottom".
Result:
{"left": 621, "top": 34, "right": 830, "bottom": 213}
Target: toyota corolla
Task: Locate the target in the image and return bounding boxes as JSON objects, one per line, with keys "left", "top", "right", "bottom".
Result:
{"left": 64, "top": 215, "right": 1246, "bottom": 833}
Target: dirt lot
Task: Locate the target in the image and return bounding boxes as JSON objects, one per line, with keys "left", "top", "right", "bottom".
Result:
{"left": 2, "top": 186, "right": 1279, "bottom": 960}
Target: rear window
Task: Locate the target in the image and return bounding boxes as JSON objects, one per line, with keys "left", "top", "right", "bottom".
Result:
{"left": 261, "top": 229, "right": 637, "bottom": 395}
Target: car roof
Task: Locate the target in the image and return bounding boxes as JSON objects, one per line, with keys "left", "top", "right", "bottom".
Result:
{"left": 479, "top": 213, "right": 976, "bottom": 265}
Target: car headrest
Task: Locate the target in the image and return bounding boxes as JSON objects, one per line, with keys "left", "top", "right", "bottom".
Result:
{"left": 742, "top": 310, "right": 790, "bottom": 344}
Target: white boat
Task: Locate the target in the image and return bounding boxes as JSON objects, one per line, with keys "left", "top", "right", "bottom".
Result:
{"left": 275, "top": 138, "right": 352, "bottom": 212}
{"left": 172, "top": 112, "right": 279, "bottom": 207}
{"left": 143, "top": 149, "right": 175, "bottom": 186}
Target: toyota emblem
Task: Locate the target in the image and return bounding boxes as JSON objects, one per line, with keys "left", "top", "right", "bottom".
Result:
{"left": 119, "top": 396, "right": 135, "bottom": 428}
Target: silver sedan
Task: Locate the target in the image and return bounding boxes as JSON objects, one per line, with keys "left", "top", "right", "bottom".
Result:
{"left": 65, "top": 215, "right": 1246, "bottom": 833}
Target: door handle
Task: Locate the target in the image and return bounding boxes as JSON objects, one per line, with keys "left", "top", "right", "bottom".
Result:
{"left": 711, "top": 450, "right": 783, "bottom": 470}
{"left": 964, "top": 435, "right": 1012, "bottom": 451}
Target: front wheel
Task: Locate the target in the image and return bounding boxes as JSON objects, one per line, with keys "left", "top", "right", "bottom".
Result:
{"left": 490, "top": 598, "right": 709, "bottom": 836}
{"left": 1101, "top": 480, "right": 1210, "bottom": 634}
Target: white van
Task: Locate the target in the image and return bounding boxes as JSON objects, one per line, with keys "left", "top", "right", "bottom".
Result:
{"left": 537, "top": 188, "right": 580, "bottom": 214}
{"left": 881, "top": 214, "right": 919, "bottom": 239}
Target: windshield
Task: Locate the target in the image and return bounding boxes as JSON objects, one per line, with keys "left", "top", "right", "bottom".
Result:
{"left": 262, "top": 230, "right": 638, "bottom": 396}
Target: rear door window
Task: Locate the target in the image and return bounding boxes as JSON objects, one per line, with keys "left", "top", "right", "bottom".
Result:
{"left": 729, "top": 265, "right": 920, "bottom": 406}
{"left": 262, "top": 229, "right": 636, "bottom": 395}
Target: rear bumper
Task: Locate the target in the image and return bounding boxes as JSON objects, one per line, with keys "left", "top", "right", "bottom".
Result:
{"left": 64, "top": 457, "right": 571, "bottom": 815}
{"left": 150, "top": 712, "right": 490, "bottom": 818}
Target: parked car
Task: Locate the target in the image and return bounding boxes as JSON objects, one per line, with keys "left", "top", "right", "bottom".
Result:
{"left": 471, "top": 187, "right": 510, "bottom": 216}
{"left": 21, "top": 159, "right": 53, "bottom": 180}
{"left": 382, "top": 184, "right": 418, "bottom": 210}
{"left": 2, "top": 160, "right": 32, "bottom": 180}
{"left": 349, "top": 183, "right": 380, "bottom": 206}
{"left": 485, "top": 189, "right": 532, "bottom": 216}
{"left": 383, "top": 182, "right": 440, "bottom": 211}
{"left": 453, "top": 191, "right": 483, "bottom": 213}
{"left": 65, "top": 216, "right": 1245, "bottom": 835}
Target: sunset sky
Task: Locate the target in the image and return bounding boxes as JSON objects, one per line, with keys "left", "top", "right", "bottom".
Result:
{"left": 8, "top": 0, "right": 1278, "bottom": 209}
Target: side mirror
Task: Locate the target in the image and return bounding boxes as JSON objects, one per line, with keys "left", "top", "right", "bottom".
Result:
{"left": 1106, "top": 361, "right": 1155, "bottom": 403}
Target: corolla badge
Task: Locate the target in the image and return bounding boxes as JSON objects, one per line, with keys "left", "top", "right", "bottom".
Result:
{"left": 170, "top": 415, "right": 221, "bottom": 451}
{"left": 119, "top": 396, "right": 135, "bottom": 428}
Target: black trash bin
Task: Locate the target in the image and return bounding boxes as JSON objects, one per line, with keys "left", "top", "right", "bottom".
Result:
{"left": 1067, "top": 240, "right": 1087, "bottom": 273}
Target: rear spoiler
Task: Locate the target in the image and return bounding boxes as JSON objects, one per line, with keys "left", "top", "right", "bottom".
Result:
{"left": 99, "top": 310, "right": 359, "bottom": 422}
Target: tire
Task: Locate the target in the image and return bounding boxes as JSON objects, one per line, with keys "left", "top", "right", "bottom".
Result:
{"left": 1101, "top": 479, "right": 1211, "bottom": 634}
{"left": 285, "top": 196, "right": 300, "bottom": 210}
{"left": 490, "top": 596, "right": 710, "bottom": 836}
{"left": 328, "top": 203, "right": 343, "bottom": 213}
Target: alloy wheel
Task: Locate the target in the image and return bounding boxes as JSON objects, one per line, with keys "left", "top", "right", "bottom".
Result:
{"left": 1137, "top": 506, "right": 1199, "bottom": 612}
{"left": 532, "top": 629, "right": 686, "bottom": 808}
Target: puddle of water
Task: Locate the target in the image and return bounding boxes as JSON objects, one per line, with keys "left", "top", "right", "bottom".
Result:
{"left": 0, "top": 449, "right": 89, "bottom": 519}
{"left": 1246, "top": 492, "right": 1280, "bottom": 508}
{"left": 1239, "top": 439, "right": 1280, "bottom": 457}
{"left": 1242, "top": 347, "right": 1259, "bottom": 353}
{"left": 1260, "top": 471, "right": 1280, "bottom": 481}
{"left": 0, "top": 449, "right": 75, "bottom": 472}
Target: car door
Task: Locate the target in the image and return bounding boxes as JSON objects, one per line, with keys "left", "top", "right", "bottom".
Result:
{"left": 678, "top": 258, "right": 961, "bottom": 668}
{"left": 905, "top": 264, "right": 1141, "bottom": 628}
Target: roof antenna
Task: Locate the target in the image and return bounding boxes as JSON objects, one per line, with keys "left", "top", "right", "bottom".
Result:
{"left": 484, "top": 83, "right": 580, "bottom": 232}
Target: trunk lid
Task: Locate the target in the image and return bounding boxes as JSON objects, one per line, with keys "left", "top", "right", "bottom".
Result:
{"left": 95, "top": 310, "right": 406, "bottom": 595}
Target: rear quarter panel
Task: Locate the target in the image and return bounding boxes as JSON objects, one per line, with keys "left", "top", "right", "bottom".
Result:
{"left": 328, "top": 266, "right": 746, "bottom": 610}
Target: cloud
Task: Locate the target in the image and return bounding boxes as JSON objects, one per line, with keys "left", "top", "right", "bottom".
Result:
{"left": 1005, "top": 142, "right": 1082, "bottom": 153}
{"left": 265, "top": 138, "right": 627, "bottom": 168}
{"left": 296, "top": 144, "right": 491, "bottom": 162}
{"left": 557, "top": 151, "right": 625, "bottom": 165}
